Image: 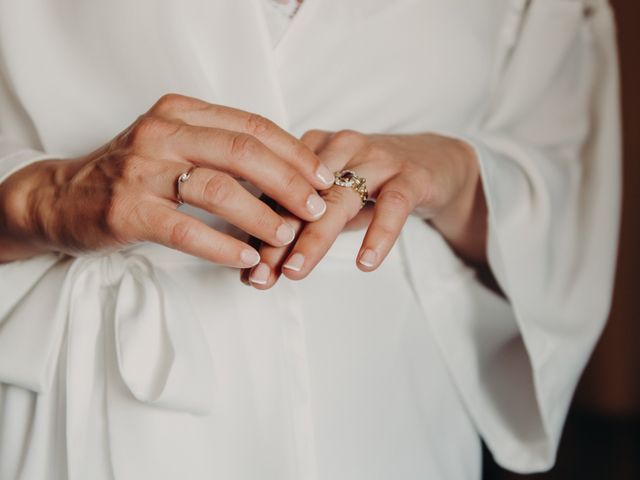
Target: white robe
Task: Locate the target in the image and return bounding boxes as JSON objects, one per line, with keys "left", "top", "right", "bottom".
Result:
{"left": 0, "top": 0, "right": 621, "bottom": 479}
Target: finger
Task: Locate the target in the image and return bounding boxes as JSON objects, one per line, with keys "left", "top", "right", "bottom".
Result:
{"left": 239, "top": 195, "right": 281, "bottom": 286}
{"left": 168, "top": 165, "right": 296, "bottom": 248}
{"left": 300, "top": 129, "right": 333, "bottom": 153}
{"left": 137, "top": 202, "right": 262, "bottom": 268}
{"left": 163, "top": 125, "right": 329, "bottom": 222}
{"left": 240, "top": 232, "right": 265, "bottom": 286}
{"left": 345, "top": 204, "right": 375, "bottom": 231}
{"left": 281, "top": 186, "right": 362, "bottom": 280}
{"left": 315, "top": 130, "right": 369, "bottom": 173}
{"left": 248, "top": 208, "right": 304, "bottom": 289}
{"left": 245, "top": 129, "right": 368, "bottom": 287}
{"left": 239, "top": 195, "right": 280, "bottom": 286}
{"left": 356, "top": 176, "right": 421, "bottom": 272}
{"left": 148, "top": 94, "right": 334, "bottom": 190}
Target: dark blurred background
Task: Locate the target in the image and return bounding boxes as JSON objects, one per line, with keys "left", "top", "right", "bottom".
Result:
{"left": 483, "top": 0, "right": 640, "bottom": 479}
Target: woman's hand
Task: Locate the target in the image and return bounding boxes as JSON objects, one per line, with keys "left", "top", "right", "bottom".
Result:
{"left": 245, "top": 130, "right": 487, "bottom": 288}
{"left": 0, "top": 94, "right": 335, "bottom": 264}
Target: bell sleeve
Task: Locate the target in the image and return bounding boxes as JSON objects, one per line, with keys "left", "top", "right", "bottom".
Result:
{"left": 401, "top": 0, "right": 621, "bottom": 473}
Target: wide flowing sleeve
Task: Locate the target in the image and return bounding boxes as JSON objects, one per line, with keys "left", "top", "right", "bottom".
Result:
{"left": 401, "top": 0, "right": 621, "bottom": 473}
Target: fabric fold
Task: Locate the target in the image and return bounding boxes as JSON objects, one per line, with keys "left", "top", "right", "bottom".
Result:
{"left": 0, "top": 251, "right": 215, "bottom": 415}
{"left": 0, "top": 254, "right": 71, "bottom": 392}
{"left": 401, "top": 0, "right": 620, "bottom": 473}
{"left": 111, "top": 254, "right": 214, "bottom": 414}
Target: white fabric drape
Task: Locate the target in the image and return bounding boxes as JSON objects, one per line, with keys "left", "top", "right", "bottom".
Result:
{"left": 405, "top": 0, "right": 622, "bottom": 468}
{"left": 0, "top": 0, "right": 621, "bottom": 478}
{"left": 262, "top": 0, "right": 304, "bottom": 45}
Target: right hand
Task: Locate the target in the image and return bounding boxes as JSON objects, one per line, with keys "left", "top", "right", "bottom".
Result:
{"left": 0, "top": 94, "right": 335, "bottom": 265}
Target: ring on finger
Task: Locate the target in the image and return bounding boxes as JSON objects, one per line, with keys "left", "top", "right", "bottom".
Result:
{"left": 176, "top": 165, "right": 198, "bottom": 205}
{"left": 333, "top": 169, "right": 369, "bottom": 207}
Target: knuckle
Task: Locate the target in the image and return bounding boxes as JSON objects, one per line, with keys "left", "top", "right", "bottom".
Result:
{"left": 244, "top": 113, "right": 274, "bottom": 137}
{"left": 332, "top": 129, "right": 363, "bottom": 147}
{"left": 282, "top": 170, "right": 301, "bottom": 192}
{"left": 168, "top": 219, "right": 196, "bottom": 248}
{"left": 300, "top": 228, "right": 328, "bottom": 249}
{"left": 253, "top": 207, "right": 277, "bottom": 233}
{"left": 128, "top": 115, "right": 166, "bottom": 147}
{"left": 379, "top": 189, "right": 412, "bottom": 213}
{"left": 229, "top": 133, "right": 261, "bottom": 162}
{"left": 202, "top": 173, "right": 234, "bottom": 207}
{"left": 300, "top": 129, "right": 328, "bottom": 150}
{"left": 210, "top": 239, "right": 229, "bottom": 259}
{"left": 302, "top": 129, "right": 325, "bottom": 140}
{"left": 290, "top": 141, "right": 313, "bottom": 163}
{"left": 152, "top": 93, "right": 193, "bottom": 115}
{"left": 361, "top": 141, "right": 389, "bottom": 161}
{"left": 372, "top": 222, "right": 398, "bottom": 241}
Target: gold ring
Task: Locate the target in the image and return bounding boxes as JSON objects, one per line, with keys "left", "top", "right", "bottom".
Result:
{"left": 333, "top": 170, "right": 368, "bottom": 207}
{"left": 176, "top": 165, "right": 197, "bottom": 205}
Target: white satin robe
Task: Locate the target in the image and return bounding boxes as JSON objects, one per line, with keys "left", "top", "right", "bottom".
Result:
{"left": 0, "top": 1, "right": 621, "bottom": 479}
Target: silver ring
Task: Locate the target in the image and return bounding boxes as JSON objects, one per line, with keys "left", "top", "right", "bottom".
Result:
{"left": 176, "top": 165, "right": 197, "bottom": 205}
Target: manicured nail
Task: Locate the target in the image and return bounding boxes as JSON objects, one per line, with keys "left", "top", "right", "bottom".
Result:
{"left": 240, "top": 249, "right": 260, "bottom": 267}
{"left": 306, "top": 194, "right": 327, "bottom": 219}
{"left": 249, "top": 263, "right": 270, "bottom": 285}
{"left": 358, "top": 249, "right": 377, "bottom": 268}
{"left": 276, "top": 222, "right": 296, "bottom": 245}
{"left": 283, "top": 253, "right": 305, "bottom": 272}
{"left": 315, "top": 164, "right": 334, "bottom": 186}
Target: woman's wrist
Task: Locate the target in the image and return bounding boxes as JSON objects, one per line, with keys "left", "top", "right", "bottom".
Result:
{"left": 0, "top": 159, "right": 71, "bottom": 262}
{"left": 429, "top": 138, "right": 488, "bottom": 264}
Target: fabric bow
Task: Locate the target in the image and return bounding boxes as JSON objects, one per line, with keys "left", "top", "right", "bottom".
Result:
{"left": 0, "top": 251, "right": 214, "bottom": 415}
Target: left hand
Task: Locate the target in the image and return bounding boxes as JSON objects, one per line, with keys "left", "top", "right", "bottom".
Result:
{"left": 243, "top": 130, "right": 486, "bottom": 288}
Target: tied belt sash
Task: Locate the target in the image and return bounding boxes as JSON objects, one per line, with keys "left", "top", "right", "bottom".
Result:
{"left": 0, "top": 252, "right": 215, "bottom": 415}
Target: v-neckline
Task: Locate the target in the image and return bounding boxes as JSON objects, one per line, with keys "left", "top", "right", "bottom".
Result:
{"left": 271, "top": 0, "right": 317, "bottom": 52}
{"left": 245, "top": 0, "right": 318, "bottom": 129}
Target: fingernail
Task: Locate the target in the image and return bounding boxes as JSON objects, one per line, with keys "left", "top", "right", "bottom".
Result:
{"left": 306, "top": 194, "right": 327, "bottom": 219}
{"left": 240, "top": 249, "right": 260, "bottom": 267}
{"left": 276, "top": 222, "right": 296, "bottom": 245}
{"left": 249, "top": 263, "right": 270, "bottom": 285}
{"left": 315, "top": 164, "right": 334, "bottom": 186}
{"left": 358, "top": 249, "right": 377, "bottom": 268}
{"left": 283, "top": 253, "right": 305, "bottom": 272}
